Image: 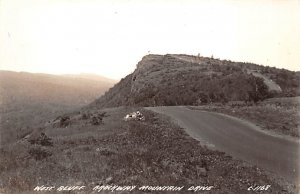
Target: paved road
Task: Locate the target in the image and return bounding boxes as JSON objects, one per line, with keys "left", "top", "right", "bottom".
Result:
{"left": 146, "top": 106, "right": 300, "bottom": 183}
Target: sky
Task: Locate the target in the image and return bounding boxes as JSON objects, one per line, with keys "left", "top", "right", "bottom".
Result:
{"left": 0, "top": 0, "right": 299, "bottom": 80}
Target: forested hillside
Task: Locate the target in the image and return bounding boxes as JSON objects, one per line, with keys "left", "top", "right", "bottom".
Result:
{"left": 93, "top": 54, "right": 300, "bottom": 108}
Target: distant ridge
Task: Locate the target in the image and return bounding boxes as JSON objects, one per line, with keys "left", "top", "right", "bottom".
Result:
{"left": 0, "top": 70, "right": 116, "bottom": 107}
{"left": 62, "top": 73, "right": 117, "bottom": 83}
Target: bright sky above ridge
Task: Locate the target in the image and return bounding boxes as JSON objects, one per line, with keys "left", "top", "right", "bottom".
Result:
{"left": 0, "top": 0, "right": 299, "bottom": 80}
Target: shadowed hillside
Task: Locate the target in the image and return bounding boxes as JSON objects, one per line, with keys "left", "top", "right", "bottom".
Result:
{"left": 92, "top": 54, "right": 300, "bottom": 108}
{"left": 0, "top": 71, "right": 116, "bottom": 145}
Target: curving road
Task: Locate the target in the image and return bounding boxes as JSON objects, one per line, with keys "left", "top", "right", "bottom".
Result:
{"left": 146, "top": 106, "right": 300, "bottom": 184}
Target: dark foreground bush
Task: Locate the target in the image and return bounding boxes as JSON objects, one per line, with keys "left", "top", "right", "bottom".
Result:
{"left": 28, "top": 147, "right": 52, "bottom": 160}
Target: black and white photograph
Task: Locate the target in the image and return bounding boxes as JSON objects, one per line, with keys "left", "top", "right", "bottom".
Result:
{"left": 0, "top": 0, "right": 299, "bottom": 193}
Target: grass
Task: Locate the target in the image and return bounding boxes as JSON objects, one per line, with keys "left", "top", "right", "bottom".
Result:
{"left": 190, "top": 97, "right": 300, "bottom": 138}
{"left": 0, "top": 107, "right": 295, "bottom": 193}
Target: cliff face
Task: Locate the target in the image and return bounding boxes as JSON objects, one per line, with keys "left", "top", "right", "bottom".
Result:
{"left": 92, "top": 54, "right": 299, "bottom": 108}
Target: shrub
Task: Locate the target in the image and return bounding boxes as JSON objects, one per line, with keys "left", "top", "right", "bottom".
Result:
{"left": 28, "top": 147, "right": 52, "bottom": 160}
{"left": 28, "top": 132, "right": 53, "bottom": 147}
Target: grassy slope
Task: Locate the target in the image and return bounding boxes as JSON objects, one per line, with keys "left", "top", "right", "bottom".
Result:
{"left": 0, "top": 107, "right": 294, "bottom": 193}
{"left": 0, "top": 71, "right": 115, "bottom": 146}
{"left": 189, "top": 97, "right": 300, "bottom": 138}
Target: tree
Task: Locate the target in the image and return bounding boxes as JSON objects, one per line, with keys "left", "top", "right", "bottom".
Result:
{"left": 247, "top": 76, "right": 269, "bottom": 103}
